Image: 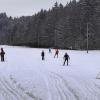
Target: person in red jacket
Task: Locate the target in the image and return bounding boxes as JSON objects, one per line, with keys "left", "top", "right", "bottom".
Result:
{"left": 54, "top": 49, "right": 59, "bottom": 58}
{"left": 0, "top": 48, "right": 5, "bottom": 62}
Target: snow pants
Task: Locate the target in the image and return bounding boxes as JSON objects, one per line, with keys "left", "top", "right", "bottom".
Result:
{"left": 63, "top": 59, "right": 68, "bottom": 66}
{"left": 1, "top": 55, "right": 4, "bottom": 62}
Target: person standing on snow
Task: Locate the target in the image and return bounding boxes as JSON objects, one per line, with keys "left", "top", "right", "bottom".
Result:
{"left": 49, "top": 48, "right": 51, "bottom": 53}
{"left": 63, "top": 52, "right": 70, "bottom": 66}
{"left": 0, "top": 48, "right": 5, "bottom": 62}
{"left": 54, "top": 49, "right": 59, "bottom": 58}
{"left": 41, "top": 50, "right": 45, "bottom": 60}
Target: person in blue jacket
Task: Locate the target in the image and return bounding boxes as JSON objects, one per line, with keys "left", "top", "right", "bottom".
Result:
{"left": 63, "top": 52, "right": 70, "bottom": 66}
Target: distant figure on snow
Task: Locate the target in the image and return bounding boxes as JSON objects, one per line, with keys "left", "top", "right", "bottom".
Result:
{"left": 54, "top": 49, "right": 59, "bottom": 58}
{"left": 63, "top": 52, "right": 70, "bottom": 66}
{"left": 41, "top": 50, "right": 45, "bottom": 60}
{"left": 49, "top": 48, "right": 51, "bottom": 53}
{"left": 0, "top": 48, "right": 5, "bottom": 62}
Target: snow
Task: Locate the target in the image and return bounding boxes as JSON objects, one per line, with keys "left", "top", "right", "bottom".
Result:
{"left": 0, "top": 45, "right": 100, "bottom": 100}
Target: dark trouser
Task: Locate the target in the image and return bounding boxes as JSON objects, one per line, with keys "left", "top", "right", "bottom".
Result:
{"left": 63, "top": 59, "right": 68, "bottom": 66}
{"left": 54, "top": 53, "right": 58, "bottom": 58}
{"left": 42, "top": 56, "right": 44, "bottom": 60}
{"left": 1, "top": 55, "right": 4, "bottom": 62}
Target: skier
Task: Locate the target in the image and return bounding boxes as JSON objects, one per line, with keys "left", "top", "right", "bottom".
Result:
{"left": 63, "top": 52, "right": 70, "bottom": 66}
{"left": 41, "top": 50, "right": 45, "bottom": 60}
{"left": 49, "top": 48, "right": 51, "bottom": 53}
{"left": 54, "top": 49, "right": 59, "bottom": 58}
{"left": 0, "top": 48, "right": 5, "bottom": 62}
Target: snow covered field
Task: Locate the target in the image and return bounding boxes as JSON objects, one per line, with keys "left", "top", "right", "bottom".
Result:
{"left": 0, "top": 45, "right": 100, "bottom": 100}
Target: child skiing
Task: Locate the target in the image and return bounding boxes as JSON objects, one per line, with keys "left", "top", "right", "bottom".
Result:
{"left": 54, "top": 49, "right": 59, "bottom": 58}
{"left": 0, "top": 48, "right": 5, "bottom": 62}
{"left": 49, "top": 48, "right": 51, "bottom": 53}
{"left": 63, "top": 52, "right": 70, "bottom": 66}
{"left": 41, "top": 50, "right": 45, "bottom": 60}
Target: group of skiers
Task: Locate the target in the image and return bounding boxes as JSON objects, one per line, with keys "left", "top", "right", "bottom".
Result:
{"left": 41, "top": 48, "right": 70, "bottom": 66}
{"left": 0, "top": 47, "right": 70, "bottom": 66}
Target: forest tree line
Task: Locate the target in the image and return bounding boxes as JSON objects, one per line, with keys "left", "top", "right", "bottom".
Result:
{"left": 0, "top": 0, "right": 100, "bottom": 49}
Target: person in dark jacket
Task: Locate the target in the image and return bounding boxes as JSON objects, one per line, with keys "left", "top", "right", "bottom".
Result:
{"left": 63, "top": 52, "right": 70, "bottom": 66}
{"left": 0, "top": 48, "right": 5, "bottom": 62}
{"left": 41, "top": 50, "right": 45, "bottom": 60}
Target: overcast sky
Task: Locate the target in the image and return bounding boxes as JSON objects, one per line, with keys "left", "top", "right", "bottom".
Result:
{"left": 0, "top": 0, "right": 72, "bottom": 17}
